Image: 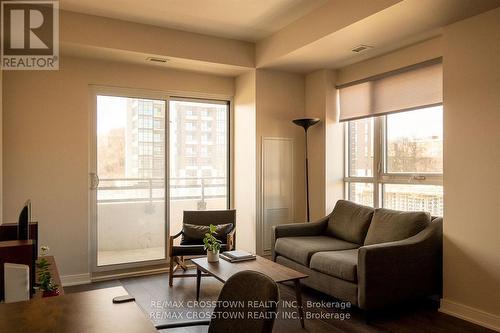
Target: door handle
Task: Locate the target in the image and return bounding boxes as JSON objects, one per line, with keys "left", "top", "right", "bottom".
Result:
{"left": 90, "top": 173, "right": 100, "bottom": 190}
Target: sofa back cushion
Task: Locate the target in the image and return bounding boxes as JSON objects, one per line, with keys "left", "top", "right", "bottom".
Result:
{"left": 364, "top": 208, "right": 431, "bottom": 245}
{"left": 326, "top": 200, "right": 374, "bottom": 244}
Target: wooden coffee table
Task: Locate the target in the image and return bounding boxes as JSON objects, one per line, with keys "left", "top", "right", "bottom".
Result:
{"left": 191, "top": 255, "right": 308, "bottom": 328}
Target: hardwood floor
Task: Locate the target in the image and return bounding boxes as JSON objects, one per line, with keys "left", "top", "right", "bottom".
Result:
{"left": 66, "top": 272, "right": 495, "bottom": 333}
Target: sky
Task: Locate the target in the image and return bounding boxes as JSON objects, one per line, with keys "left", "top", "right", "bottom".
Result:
{"left": 388, "top": 105, "right": 443, "bottom": 139}
{"left": 97, "top": 95, "right": 127, "bottom": 134}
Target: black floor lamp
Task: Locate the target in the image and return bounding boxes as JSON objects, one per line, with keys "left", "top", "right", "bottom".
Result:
{"left": 292, "top": 117, "right": 320, "bottom": 222}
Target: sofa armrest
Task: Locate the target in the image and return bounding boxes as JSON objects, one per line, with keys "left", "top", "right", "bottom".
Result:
{"left": 271, "top": 216, "right": 329, "bottom": 260}
{"left": 357, "top": 218, "right": 442, "bottom": 310}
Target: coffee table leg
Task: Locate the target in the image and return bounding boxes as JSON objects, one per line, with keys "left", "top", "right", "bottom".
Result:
{"left": 294, "top": 280, "right": 305, "bottom": 328}
{"left": 196, "top": 268, "right": 201, "bottom": 301}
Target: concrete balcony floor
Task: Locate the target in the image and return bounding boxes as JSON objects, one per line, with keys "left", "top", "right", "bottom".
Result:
{"left": 98, "top": 246, "right": 165, "bottom": 266}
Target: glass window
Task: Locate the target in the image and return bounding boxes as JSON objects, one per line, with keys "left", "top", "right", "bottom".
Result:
{"left": 345, "top": 106, "right": 443, "bottom": 216}
{"left": 383, "top": 184, "right": 443, "bottom": 216}
{"left": 348, "top": 117, "right": 374, "bottom": 177}
{"left": 139, "top": 157, "right": 152, "bottom": 169}
{"left": 185, "top": 121, "right": 196, "bottom": 131}
{"left": 154, "top": 104, "right": 163, "bottom": 117}
{"left": 201, "top": 133, "right": 212, "bottom": 143}
{"left": 347, "top": 183, "right": 374, "bottom": 207}
{"left": 186, "top": 146, "right": 195, "bottom": 156}
{"left": 154, "top": 158, "right": 164, "bottom": 170}
{"left": 154, "top": 144, "right": 163, "bottom": 154}
{"left": 386, "top": 106, "right": 443, "bottom": 173}
{"left": 201, "top": 121, "right": 212, "bottom": 131}
{"left": 154, "top": 133, "right": 162, "bottom": 142}
{"left": 139, "top": 117, "right": 153, "bottom": 129}
{"left": 138, "top": 130, "right": 152, "bottom": 142}
{"left": 139, "top": 143, "right": 152, "bottom": 155}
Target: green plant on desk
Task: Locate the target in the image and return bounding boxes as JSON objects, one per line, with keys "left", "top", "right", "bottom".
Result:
{"left": 36, "top": 258, "right": 58, "bottom": 293}
{"left": 37, "top": 245, "right": 58, "bottom": 295}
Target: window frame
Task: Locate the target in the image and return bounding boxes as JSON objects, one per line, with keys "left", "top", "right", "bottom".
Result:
{"left": 344, "top": 106, "right": 443, "bottom": 213}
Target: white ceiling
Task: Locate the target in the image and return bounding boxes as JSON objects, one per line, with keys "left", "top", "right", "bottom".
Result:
{"left": 59, "top": 0, "right": 328, "bottom": 42}
{"left": 60, "top": 0, "right": 500, "bottom": 75}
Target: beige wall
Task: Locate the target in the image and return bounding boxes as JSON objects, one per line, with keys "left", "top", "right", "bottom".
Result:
{"left": 441, "top": 7, "right": 500, "bottom": 329}
{"left": 234, "top": 70, "right": 257, "bottom": 253}
{"left": 304, "top": 69, "right": 343, "bottom": 220}
{"left": 2, "top": 56, "right": 234, "bottom": 277}
{"left": 255, "top": 69, "right": 306, "bottom": 253}
{"left": 322, "top": 70, "right": 344, "bottom": 214}
{"left": 305, "top": 71, "right": 327, "bottom": 220}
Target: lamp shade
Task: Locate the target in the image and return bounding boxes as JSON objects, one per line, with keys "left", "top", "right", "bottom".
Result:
{"left": 292, "top": 118, "right": 320, "bottom": 131}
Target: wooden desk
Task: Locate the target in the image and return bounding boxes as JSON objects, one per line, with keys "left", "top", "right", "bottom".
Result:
{"left": 0, "top": 286, "right": 157, "bottom": 333}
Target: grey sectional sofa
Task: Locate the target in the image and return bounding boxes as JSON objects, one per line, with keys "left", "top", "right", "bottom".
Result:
{"left": 272, "top": 200, "right": 442, "bottom": 310}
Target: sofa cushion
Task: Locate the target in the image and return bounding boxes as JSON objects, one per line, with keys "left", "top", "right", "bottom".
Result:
{"left": 364, "top": 208, "right": 431, "bottom": 246}
{"left": 310, "top": 249, "right": 359, "bottom": 282}
{"left": 326, "top": 200, "right": 374, "bottom": 244}
{"left": 274, "top": 236, "right": 359, "bottom": 266}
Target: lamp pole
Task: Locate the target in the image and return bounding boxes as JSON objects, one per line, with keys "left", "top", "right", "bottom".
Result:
{"left": 292, "top": 118, "right": 320, "bottom": 222}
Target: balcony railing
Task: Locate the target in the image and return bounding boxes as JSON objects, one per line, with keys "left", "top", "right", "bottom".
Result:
{"left": 97, "top": 177, "right": 227, "bottom": 204}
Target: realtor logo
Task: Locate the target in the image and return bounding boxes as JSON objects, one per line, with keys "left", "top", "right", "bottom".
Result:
{"left": 1, "top": 0, "right": 59, "bottom": 70}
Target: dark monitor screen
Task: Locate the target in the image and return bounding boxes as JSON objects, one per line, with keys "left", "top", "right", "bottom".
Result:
{"left": 18, "top": 200, "right": 31, "bottom": 240}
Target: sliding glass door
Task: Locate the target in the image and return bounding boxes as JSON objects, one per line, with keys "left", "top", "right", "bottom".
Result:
{"left": 168, "top": 99, "right": 230, "bottom": 237}
{"left": 91, "top": 92, "right": 230, "bottom": 271}
{"left": 95, "top": 95, "right": 166, "bottom": 267}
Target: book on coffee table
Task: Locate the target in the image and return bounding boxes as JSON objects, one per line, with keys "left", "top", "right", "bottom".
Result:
{"left": 220, "top": 250, "right": 256, "bottom": 262}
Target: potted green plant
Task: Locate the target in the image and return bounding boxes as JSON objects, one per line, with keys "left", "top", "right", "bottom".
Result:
{"left": 203, "top": 224, "right": 222, "bottom": 262}
{"left": 37, "top": 246, "right": 59, "bottom": 297}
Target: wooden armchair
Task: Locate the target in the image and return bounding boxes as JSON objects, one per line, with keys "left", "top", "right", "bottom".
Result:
{"left": 168, "top": 210, "right": 236, "bottom": 286}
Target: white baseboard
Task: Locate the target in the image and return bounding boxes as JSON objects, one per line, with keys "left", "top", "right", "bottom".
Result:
{"left": 91, "top": 267, "right": 168, "bottom": 283}
{"left": 60, "top": 273, "right": 91, "bottom": 287}
{"left": 60, "top": 267, "right": 168, "bottom": 287}
{"left": 440, "top": 299, "right": 500, "bottom": 332}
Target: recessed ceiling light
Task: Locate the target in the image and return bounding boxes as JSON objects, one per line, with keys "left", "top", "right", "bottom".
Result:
{"left": 146, "top": 57, "right": 169, "bottom": 63}
{"left": 351, "top": 45, "right": 373, "bottom": 53}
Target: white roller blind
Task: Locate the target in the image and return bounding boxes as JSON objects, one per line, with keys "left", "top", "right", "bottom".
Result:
{"left": 338, "top": 60, "right": 442, "bottom": 121}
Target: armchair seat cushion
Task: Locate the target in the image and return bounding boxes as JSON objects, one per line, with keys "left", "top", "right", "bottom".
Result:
{"left": 172, "top": 244, "right": 228, "bottom": 256}
{"left": 274, "top": 236, "right": 359, "bottom": 266}
{"left": 310, "top": 249, "right": 359, "bottom": 282}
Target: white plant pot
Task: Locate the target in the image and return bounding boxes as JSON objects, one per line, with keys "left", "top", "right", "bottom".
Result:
{"left": 207, "top": 250, "right": 219, "bottom": 262}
